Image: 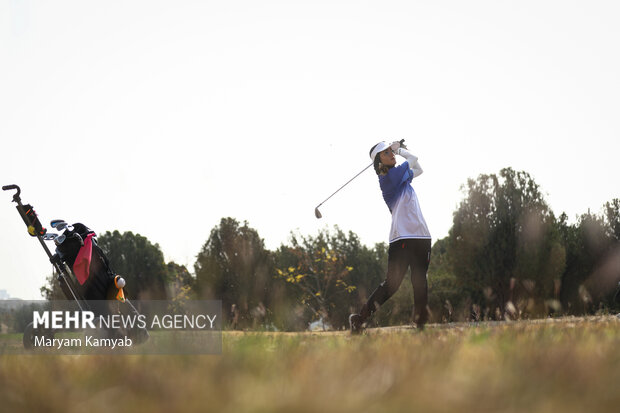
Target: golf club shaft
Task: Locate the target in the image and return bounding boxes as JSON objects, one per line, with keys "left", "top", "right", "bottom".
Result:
{"left": 316, "top": 162, "right": 373, "bottom": 208}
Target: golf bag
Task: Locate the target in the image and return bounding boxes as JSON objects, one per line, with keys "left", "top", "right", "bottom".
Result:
{"left": 2, "top": 184, "right": 148, "bottom": 349}
{"left": 53, "top": 222, "right": 119, "bottom": 301}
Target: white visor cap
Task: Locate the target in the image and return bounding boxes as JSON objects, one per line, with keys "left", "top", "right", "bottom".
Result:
{"left": 369, "top": 141, "right": 399, "bottom": 162}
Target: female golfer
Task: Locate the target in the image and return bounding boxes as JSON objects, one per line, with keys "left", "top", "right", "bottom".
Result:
{"left": 349, "top": 140, "right": 431, "bottom": 333}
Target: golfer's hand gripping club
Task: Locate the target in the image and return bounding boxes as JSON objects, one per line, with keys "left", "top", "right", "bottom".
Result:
{"left": 390, "top": 139, "right": 407, "bottom": 151}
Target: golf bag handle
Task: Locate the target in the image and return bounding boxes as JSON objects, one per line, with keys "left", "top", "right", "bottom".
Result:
{"left": 2, "top": 184, "right": 21, "bottom": 202}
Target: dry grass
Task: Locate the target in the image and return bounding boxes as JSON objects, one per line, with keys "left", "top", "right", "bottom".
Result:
{"left": 1, "top": 316, "right": 619, "bottom": 412}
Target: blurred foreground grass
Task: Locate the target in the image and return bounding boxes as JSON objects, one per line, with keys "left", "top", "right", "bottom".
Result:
{"left": 1, "top": 316, "right": 619, "bottom": 413}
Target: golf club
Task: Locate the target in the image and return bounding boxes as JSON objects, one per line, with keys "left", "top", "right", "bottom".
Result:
{"left": 314, "top": 139, "right": 407, "bottom": 219}
{"left": 314, "top": 162, "right": 373, "bottom": 219}
{"left": 43, "top": 233, "right": 59, "bottom": 241}
{"left": 55, "top": 222, "right": 73, "bottom": 232}
{"left": 42, "top": 232, "right": 67, "bottom": 245}
{"left": 50, "top": 219, "right": 66, "bottom": 229}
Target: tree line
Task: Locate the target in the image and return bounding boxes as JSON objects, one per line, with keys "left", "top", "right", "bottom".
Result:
{"left": 41, "top": 167, "right": 620, "bottom": 330}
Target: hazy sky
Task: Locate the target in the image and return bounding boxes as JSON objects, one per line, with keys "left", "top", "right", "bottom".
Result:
{"left": 1, "top": 1, "right": 618, "bottom": 299}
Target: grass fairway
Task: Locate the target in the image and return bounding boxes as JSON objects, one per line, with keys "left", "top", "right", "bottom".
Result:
{"left": 1, "top": 316, "right": 619, "bottom": 412}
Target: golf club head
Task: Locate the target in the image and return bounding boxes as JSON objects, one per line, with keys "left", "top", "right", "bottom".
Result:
{"left": 42, "top": 233, "right": 58, "bottom": 241}
{"left": 56, "top": 222, "right": 69, "bottom": 231}
{"left": 314, "top": 207, "right": 322, "bottom": 219}
{"left": 50, "top": 219, "right": 66, "bottom": 229}
{"left": 54, "top": 234, "right": 66, "bottom": 245}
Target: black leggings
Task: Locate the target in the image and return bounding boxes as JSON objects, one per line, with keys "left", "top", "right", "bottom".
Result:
{"left": 360, "top": 238, "right": 431, "bottom": 326}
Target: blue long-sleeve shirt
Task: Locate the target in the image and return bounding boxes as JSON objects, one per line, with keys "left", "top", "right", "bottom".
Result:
{"left": 379, "top": 161, "right": 431, "bottom": 243}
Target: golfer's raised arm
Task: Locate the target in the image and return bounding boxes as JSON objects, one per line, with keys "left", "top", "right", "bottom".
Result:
{"left": 396, "top": 147, "right": 423, "bottom": 177}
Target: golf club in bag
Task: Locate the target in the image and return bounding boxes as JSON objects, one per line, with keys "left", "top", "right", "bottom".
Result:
{"left": 2, "top": 185, "right": 149, "bottom": 349}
